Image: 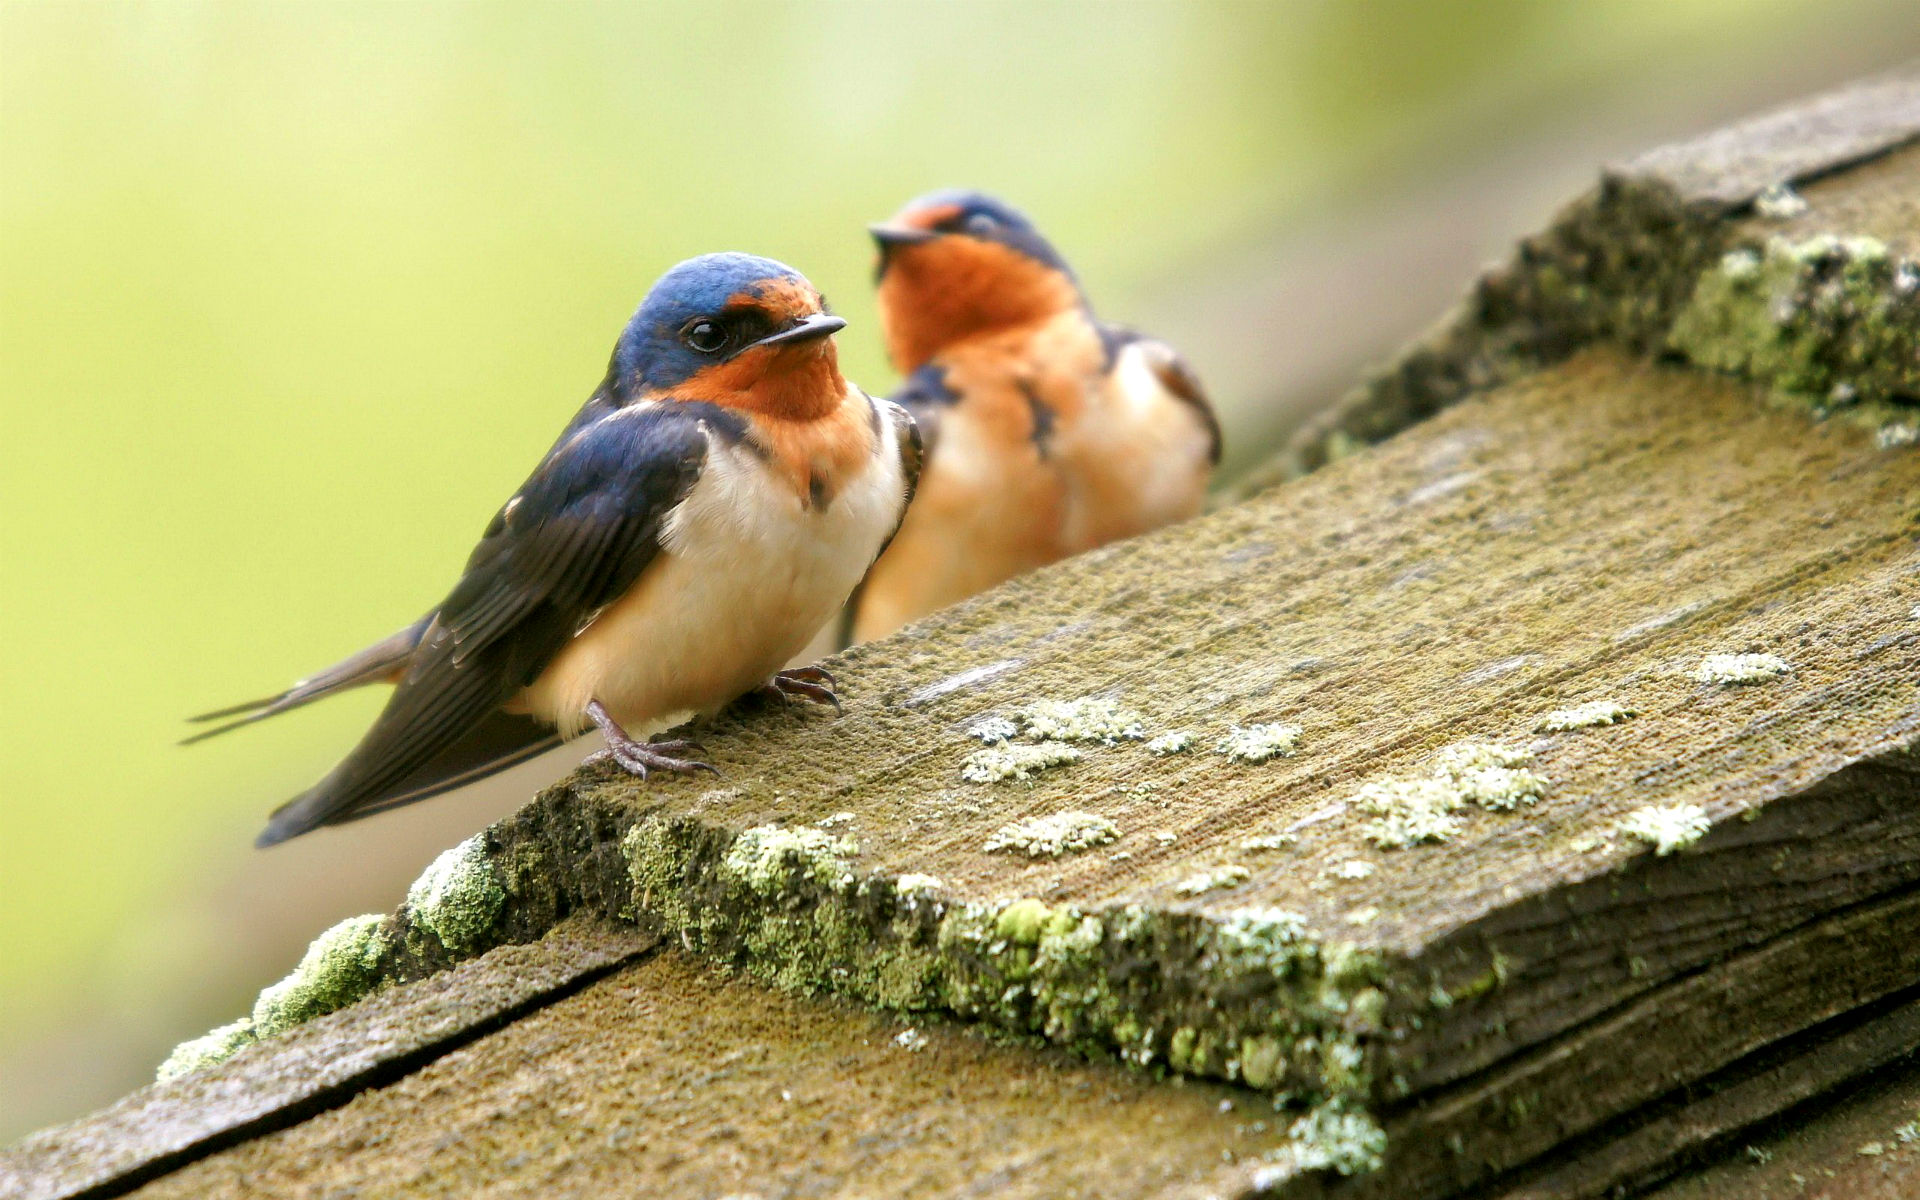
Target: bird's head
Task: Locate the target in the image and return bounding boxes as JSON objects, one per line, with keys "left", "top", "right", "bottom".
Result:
{"left": 869, "top": 190, "right": 1081, "bottom": 372}
{"left": 611, "top": 252, "right": 848, "bottom": 419}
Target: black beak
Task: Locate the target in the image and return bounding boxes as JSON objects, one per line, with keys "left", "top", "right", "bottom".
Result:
{"left": 869, "top": 223, "right": 936, "bottom": 247}
{"left": 751, "top": 312, "right": 846, "bottom": 350}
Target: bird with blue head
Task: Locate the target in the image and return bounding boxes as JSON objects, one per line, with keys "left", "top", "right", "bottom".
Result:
{"left": 849, "top": 189, "right": 1219, "bottom": 643}
{"left": 190, "top": 252, "right": 921, "bottom": 847}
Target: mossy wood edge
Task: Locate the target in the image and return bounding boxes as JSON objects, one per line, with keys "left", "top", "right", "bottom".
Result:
{"left": 1272, "top": 63, "right": 1920, "bottom": 485}
{"left": 14, "top": 71, "right": 1920, "bottom": 1200}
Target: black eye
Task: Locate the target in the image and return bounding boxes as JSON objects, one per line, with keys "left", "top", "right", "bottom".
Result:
{"left": 683, "top": 319, "right": 728, "bottom": 354}
{"left": 965, "top": 212, "right": 999, "bottom": 236}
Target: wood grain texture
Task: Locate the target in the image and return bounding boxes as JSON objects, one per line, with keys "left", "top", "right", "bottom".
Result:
{"left": 123, "top": 952, "right": 1273, "bottom": 1200}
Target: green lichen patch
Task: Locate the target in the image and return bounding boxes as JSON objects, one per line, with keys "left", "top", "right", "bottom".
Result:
{"left": 1217, "top": 723, "right": 1303, "bottom": 763}
{"left": 1619, "top": 803, "right": 1713, "bottom": 855}
{"left": 155, "top": 1017, "right": 258, "bottom": 1082}
{"left": 405, "top": 834, "right": 506, "bottom": 957}
{"left": 616, "top": 815, "right": 1389, "bottom": 1108}
{"left": 1669, "top": 232, "right": 1920, "bottom": 408}
{"left": 1146, "top": 730, "right": 1196, "bottom": 756}
{"left": 960, "top": 740, "right": 1083, "bottom": 783}
{"left": 984, "top": 810, "right": 1120, "bottom": 858}
{"left": 1535, "top": 699, "right": 1638, "bottom": 732}
{"left": 1254, "top": 1100, "right": 1390, "bottom": 1180}
{"left": 1173, "top": 865, "right": 1252, "bottom": 896}
{"left": 1692, "top": 652, "right": 1791, "bottom": 684}
{"left": 724, "top": 825, "right": 857, "bottom": 895}
{"left": 251, "top": 913, "right": 392, "bottom": 1038}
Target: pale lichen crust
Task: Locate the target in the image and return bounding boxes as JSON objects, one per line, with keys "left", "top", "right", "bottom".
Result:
{"left": 1251, "top": 1100, "right": 1390, "bottom": 1183}
{"left": 1015, "top": 696, "right": 1146, "bottom": 744}
{"left": 1670, "top": 233, "right": 1920, "bottom": 410}
{"left": 1691, "top": 652, "right": 1791, "bottom": 685}
{"left": 618, "top": 815, "right": 1390, "bottom": 1112}
{"left": 155, "top": 1017, "right": 258, "bottom": 1083}
{"left": 984, "top": 810, "right": 1120, "bottom": 858}
{"left": 1619, "top": 803, "right": 1713, "bottom": 855}
{"left": 1218, "top": 723, "right": 1303, "bottom": 763}
{"left": 1173, "top": 865, "right": 1252, "bottom": 896}
{"left": 1357, "top": 742, "right": 1548, "bottom": 848}
{"left": 1535, "top": 699, "right": 1638, "bottom": 732}
{"left": 1146, "top": 730, "right": 1196, "bottom": 756}
{"left": 405, "top": 834, "right": 506, "bottom": 956}
{"left": 970, "top": 695, "right": 1146, "bottom": 748}
{"left": 960, "top": 740, "right": 1083, "bottom": 783}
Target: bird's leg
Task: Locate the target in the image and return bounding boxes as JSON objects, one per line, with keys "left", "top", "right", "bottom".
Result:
{"left": 581, "top": 699, "right": 718, "bottom": 780}
{"left": 753, "top": 665, "right": 842, "bottom": 713}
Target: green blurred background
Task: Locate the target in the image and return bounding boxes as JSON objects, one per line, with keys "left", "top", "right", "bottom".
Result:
{"left": 4, "top": 0, "right": 1917, "bottom": 1138}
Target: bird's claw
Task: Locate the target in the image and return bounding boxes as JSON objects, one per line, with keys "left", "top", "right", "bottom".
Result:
{"left": 584, "top": 739, "right": 720, "bottom": 781}
{"left": 760, "top": 667, "right": 842, "bottom": 714}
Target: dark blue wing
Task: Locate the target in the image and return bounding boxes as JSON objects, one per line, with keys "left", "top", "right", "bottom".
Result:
{"left": 256, "top": 403, "right": 713, "bottom": 845}
{"left": 887, "top": 363, "right": 957, "bottom": 459}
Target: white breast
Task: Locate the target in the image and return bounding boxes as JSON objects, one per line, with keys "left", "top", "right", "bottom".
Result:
{"left": 518, "top": 403, "right": 907, "bottom": 738}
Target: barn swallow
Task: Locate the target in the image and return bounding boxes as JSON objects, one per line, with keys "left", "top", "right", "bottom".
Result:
{"left": 848, "top": 190, "right": 1219, "bottom": 643}
{"left": 189, "top": 253, "right": 921, "bottom": 847}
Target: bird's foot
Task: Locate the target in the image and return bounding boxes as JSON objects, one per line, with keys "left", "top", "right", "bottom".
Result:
{"left": 755, "top": 665, "right": 841, "bottom": 713}
{"left": 583, "top": 699, "right": 718, "bottom": 781}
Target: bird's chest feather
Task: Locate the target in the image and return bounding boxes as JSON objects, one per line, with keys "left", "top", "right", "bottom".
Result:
{"left": 521, "top": 414, "right": 902, "bottom": 735}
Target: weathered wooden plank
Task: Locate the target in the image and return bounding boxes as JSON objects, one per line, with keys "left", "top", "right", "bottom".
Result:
{"left": 1638, "top": 1051, "right": 1920, "bottom": 1200}
{"left": 122, "top": 951, "right": 1274, "bottom": 1200}
{"left": 1512, "top": 997, "right": 1920, "bottom": 1200}
{"left": 21, "top": 342, "right": 1920, "bottom": 1198}
{"left": 0, "top": 920, "right": 654, "bottom": 1200}
{"left": 1364, "top": 886, "right": 1920, "bottom": 1199}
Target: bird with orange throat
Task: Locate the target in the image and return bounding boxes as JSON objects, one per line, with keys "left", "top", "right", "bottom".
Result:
{"left": 190, "top": 253, "right": 920, "bottom": 847}
{"left": 849, "top": 190, "right": 1219, "bottom": 643}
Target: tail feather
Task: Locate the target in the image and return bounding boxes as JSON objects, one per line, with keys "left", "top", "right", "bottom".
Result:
{"left": 182, "top": 616, "right": 433, "bottom": 745}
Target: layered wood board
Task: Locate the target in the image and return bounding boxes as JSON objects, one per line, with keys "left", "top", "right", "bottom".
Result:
{"left": 13, "top": 72, "right": 1920, "bottom": 1200}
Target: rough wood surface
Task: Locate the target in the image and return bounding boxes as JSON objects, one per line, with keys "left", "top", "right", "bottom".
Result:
{"left": 0, "top": 920, "right": 653, "bottom": 1200}
{"left": 123, "top": 951, "right": 1275, "bottom": 1200}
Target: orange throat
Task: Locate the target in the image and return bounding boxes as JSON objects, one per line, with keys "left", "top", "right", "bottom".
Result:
{"left": 878, "top": 240, "right": 1080, "bottom": 372}
{"left": 673, "top": 340, "right": 847, "bottom": 421}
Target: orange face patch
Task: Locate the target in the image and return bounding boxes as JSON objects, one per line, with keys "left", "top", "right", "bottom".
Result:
{"left": 876, "top": 237, "right": 1079, "bottom": 373}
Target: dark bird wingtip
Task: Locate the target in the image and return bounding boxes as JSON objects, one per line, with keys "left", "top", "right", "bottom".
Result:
{"left": 177, "top": 711, "right": 266, "bottom": 746}
{"left": 187, "top": 694, "right": 281, "bottom": 723}
{"left": 254, "top": 815, "right": 303, "bottom": 848}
